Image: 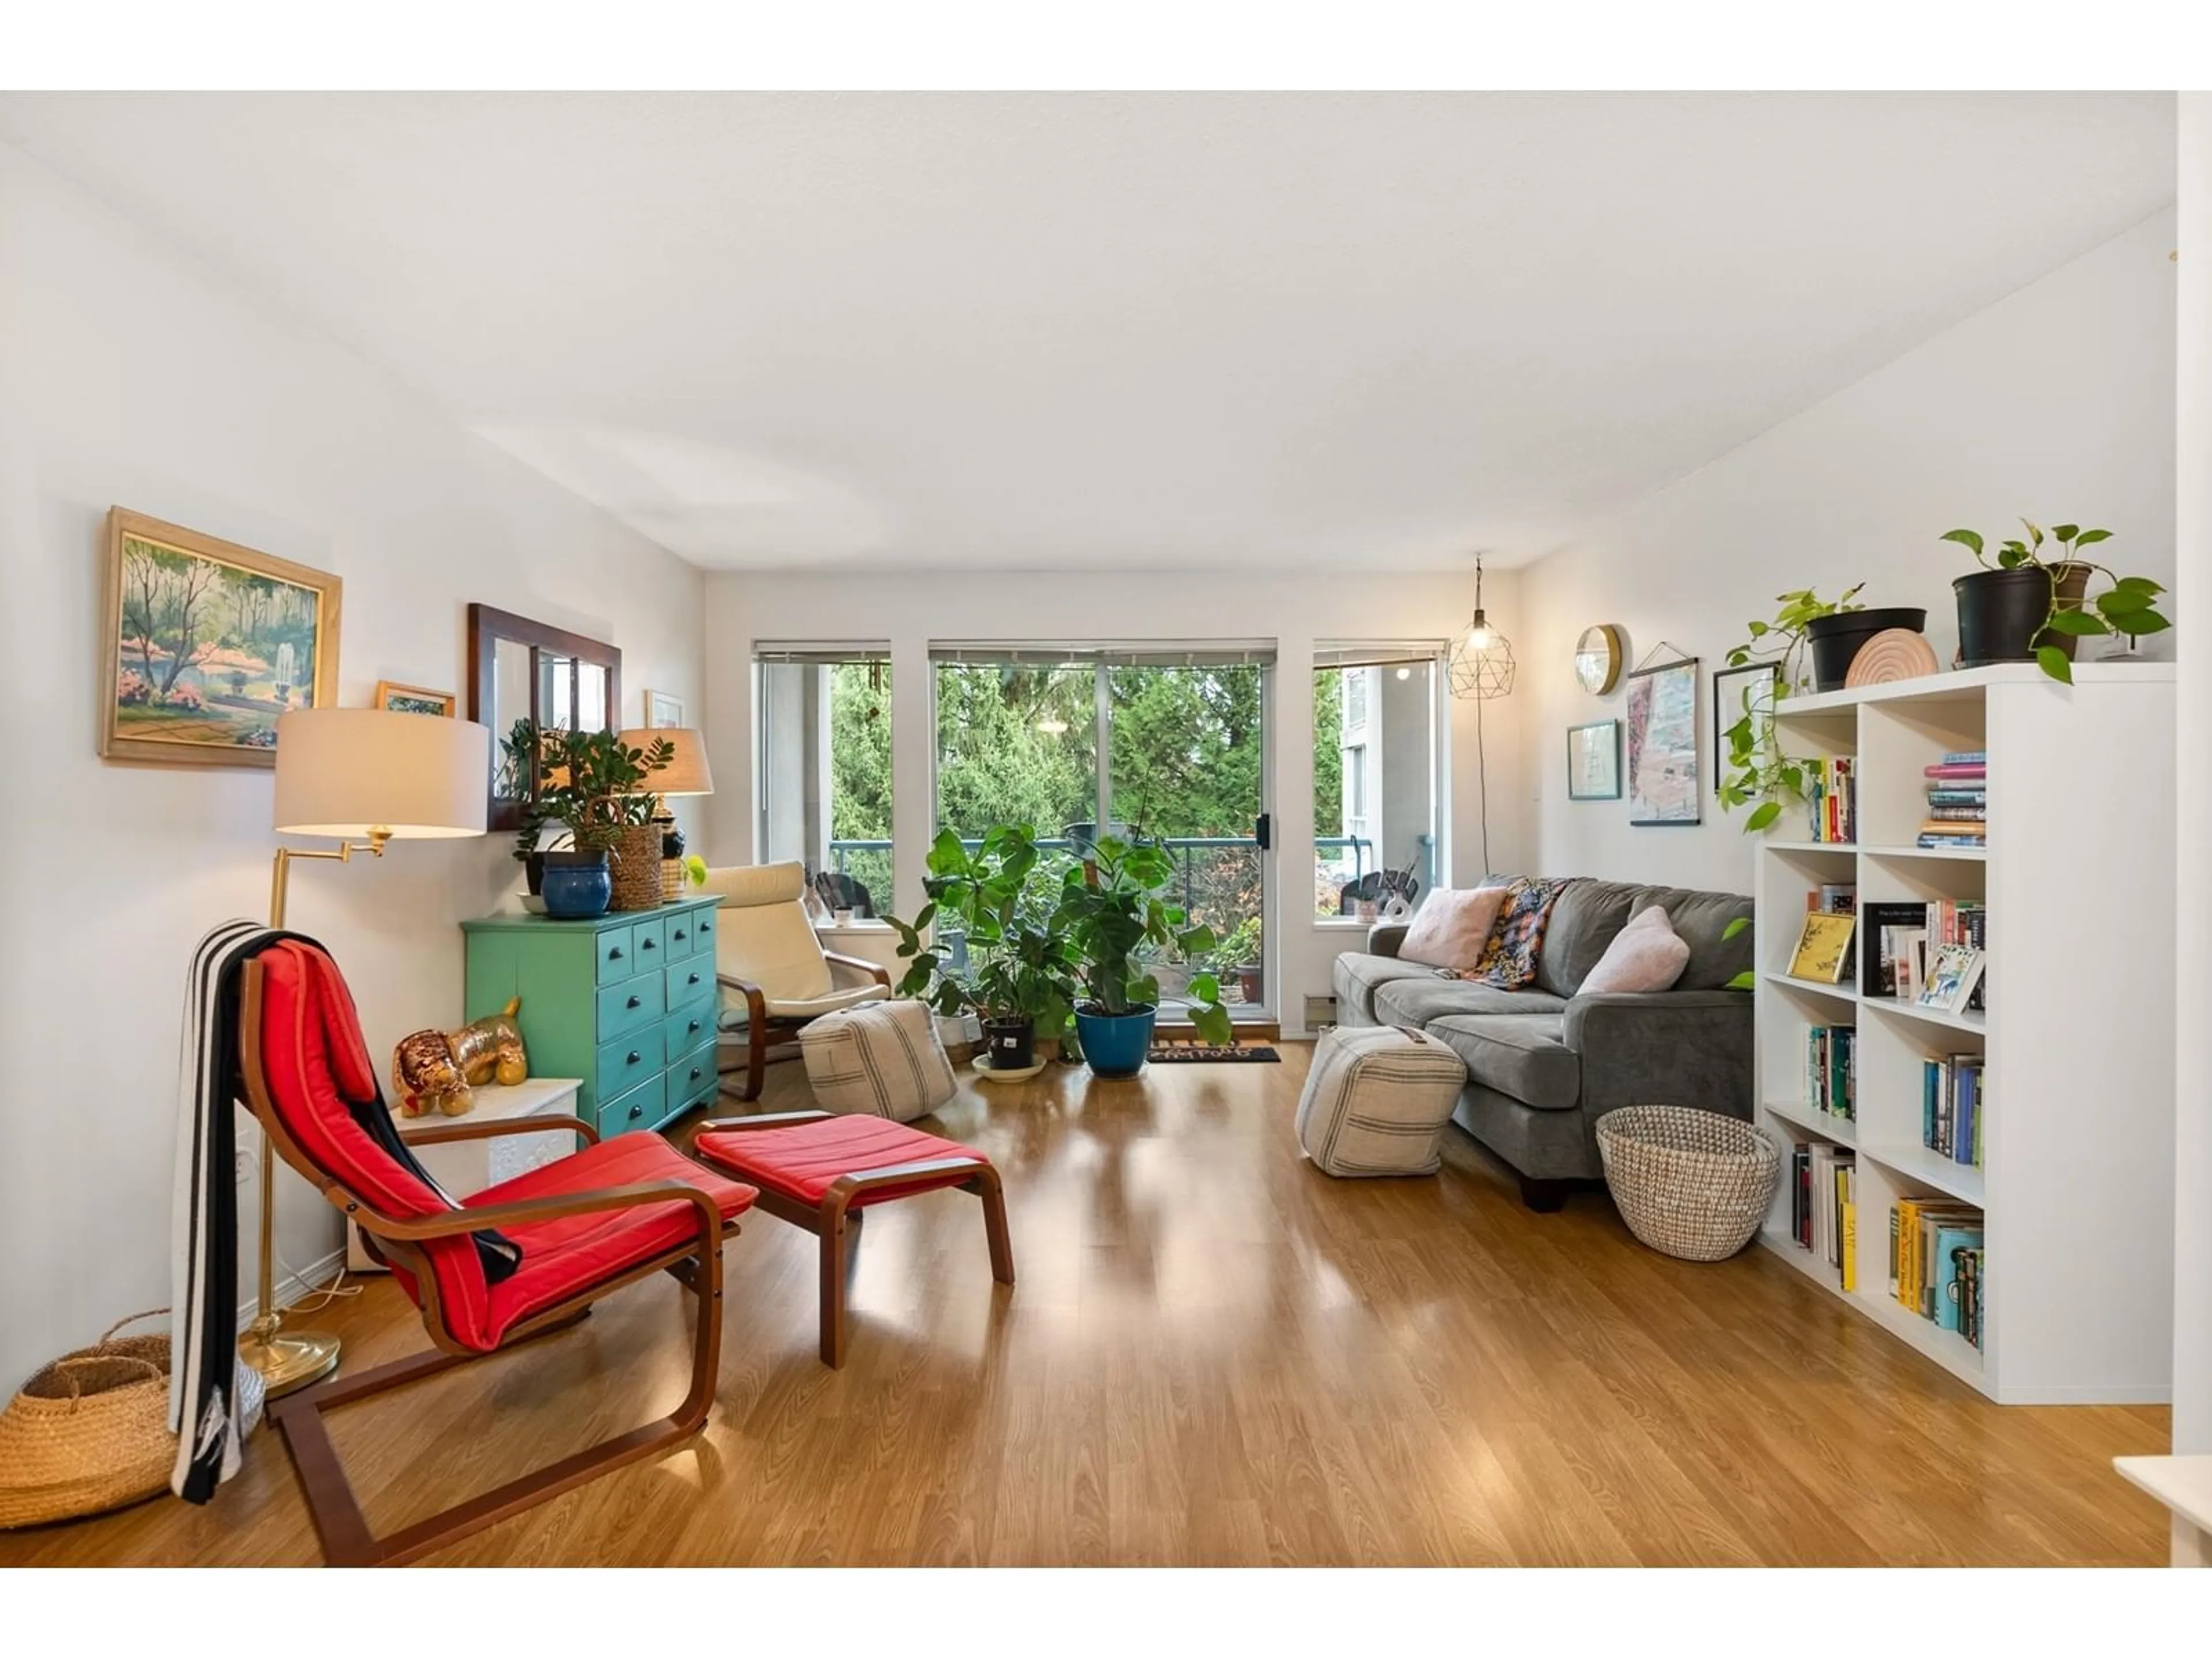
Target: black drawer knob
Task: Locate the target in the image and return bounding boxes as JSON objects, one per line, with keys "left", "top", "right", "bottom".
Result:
{"left": 628, "top": 1102, "right": 643, "bottom": 1120}
{"left": 689, "top": 1066, "right": 703, "bottom": 1082}
{"left": 642, "top": 937, "right": 657, "bottom": 952}
{"left": 608, "top": 946, "right": 624, "bottom": 960}
{"left": 687, "top": 1019, "right": 701, "bottom": 1035}
{"left": 687, "top": 971, "right": 701, "bottom": 986}
{"left": 626, "top": 1050, "right": 642, "bottom": 1065}
{"left": 627, "top": 995, "right": 641, "bottom": 1009}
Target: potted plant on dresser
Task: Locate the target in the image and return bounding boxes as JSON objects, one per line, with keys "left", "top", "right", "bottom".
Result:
{"left": 1054, "top": 834, "right": 1233, "bottom": 1076}
{"left": 887, "top": 823, "right": 1078, "bottom": 1074}
{"left": 1940, "top": 520, "right": 2171, "bottom": 680}
{"left": 507, "top": 721, "right": 673, "bottom": 919}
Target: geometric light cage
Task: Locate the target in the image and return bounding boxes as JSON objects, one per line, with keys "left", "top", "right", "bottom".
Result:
{"left": 1448, "top": 634, "right": 1516, "bottom": 700}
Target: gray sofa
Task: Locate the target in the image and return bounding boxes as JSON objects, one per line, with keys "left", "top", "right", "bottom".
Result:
{"left": 1331, "top": 877, "right": 1753, "bottom": 1210}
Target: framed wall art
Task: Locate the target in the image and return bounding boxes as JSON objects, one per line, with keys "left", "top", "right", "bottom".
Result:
{"left": 1566, "top": 719, "right": 1622, "bottom": 801}
{"left": 374, "top": 680, "right": 457, "bottom": 717}
{"left": 100, "top": 507, "right": 342, "bottom": 768}
{"left": 1712, "top": 661, "right": 1781, "bottom": 798}
{"left": 643, "top": 689, "right": 685, "bottom": 728}
{"left": 1624, "top": 654, "right": 1701, "bottom": 825}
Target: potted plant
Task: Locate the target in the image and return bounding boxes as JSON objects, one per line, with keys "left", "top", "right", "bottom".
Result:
{"left": 1718, "top": 586, "right": 1876, "bottom": 832}
{"left": 1732, "top": 584, "right": 1929, "bottom": 695}
{"left": 1052, "top": 834, "right": 1232, "bottom": 1075}
{"left": 1940, "top": 521, "right": 2169, "bottom": 681}
{"left": 888, "top": 824, "right": 1079, "bottom": 1073}
{"left": 507, "top": 721, "right": 673, "bottom": 918}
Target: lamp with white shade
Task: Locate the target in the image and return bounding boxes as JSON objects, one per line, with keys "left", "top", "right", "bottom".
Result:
{"left": 245, "top": 707, "right": 489, "bottom": 1396}
{"left": 616, "top": 726, "right": 714, "bottom": 900}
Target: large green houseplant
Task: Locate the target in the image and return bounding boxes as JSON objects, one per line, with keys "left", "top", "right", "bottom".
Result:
{"left": 1053, "top": 834, "right": 1232, "bottom": 1073}
{"left": 887, "top": 824, "right": 1080, "bottom": 1071}
{"left": 1940, "top": 520, "right": 2169, "bottom": 682}
{"left": 503, "top": 718, "right": 673, "bottom": 915}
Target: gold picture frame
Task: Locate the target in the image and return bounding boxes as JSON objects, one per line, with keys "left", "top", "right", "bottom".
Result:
{"left": 373, "top": 680, "right": 457, "bottom": 718}
{"left": 643, "top": 688, "right": 685, "bottom": 728}
{"left": 100, "top": 508, "right": 342, "bottom": 768}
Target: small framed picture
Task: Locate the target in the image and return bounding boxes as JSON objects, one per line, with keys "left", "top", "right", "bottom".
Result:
{"left": 643, "top": 688, "right": 685, "bottom": 728}
{"left": 1566, "top": 720, "right": 1622, "bottom": 800}
{"left": 1712, "top": 661, "right": 1780, "bottom": 798}
{"left": 1787, "top": 911, "right": 1857, "bottom": 984}
{"left": 373, "top": 680, "right": 456, "bottom": 717}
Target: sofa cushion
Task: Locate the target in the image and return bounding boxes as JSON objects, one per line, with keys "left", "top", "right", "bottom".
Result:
{"left": 1425, "top": 1013, "right": 1581, "bottom": 1112}
{"left": 1630, "top": 888, "right": 1753, "bottom": 991}
{"left": 1397, "top": 885, "right": 1510, "bottom": 972}
{"left": 1372, "top": 977, "right": 1569, "bottom": 1027}
{"left": 1332, "top": 952, "right": 1440, "bottom": 1024}
{"left": 1578, "top": 904, "right": 1691, "bottom": 995}
{"left": 1534, "top": 878, "right": 1640, "bottom": 998}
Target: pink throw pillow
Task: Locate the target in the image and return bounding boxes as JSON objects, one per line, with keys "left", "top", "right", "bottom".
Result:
{"left": 1577, "top": 905, "right": 1691, "bottom": 995}
{"left": 1396, "top": 886, "right": 1510, "bottom": 972}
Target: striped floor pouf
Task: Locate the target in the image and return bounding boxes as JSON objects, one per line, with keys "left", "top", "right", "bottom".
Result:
{"left": 1294, "top": 1025, "right": 1468, "bottom": 1177}
{"left": 798, "top": 999, "right": 958, "bottom": 1123}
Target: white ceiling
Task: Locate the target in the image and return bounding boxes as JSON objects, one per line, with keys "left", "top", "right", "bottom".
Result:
{"left": 0, "top": 92, "right": 2175, "bottom": 572}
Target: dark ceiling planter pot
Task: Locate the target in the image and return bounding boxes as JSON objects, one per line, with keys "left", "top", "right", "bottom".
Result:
{"left": 1804, "top": 608, "right": 1929, "bottom": 691}
{"left": 1955, "top": 564, "right": 2091, "bottom": 667}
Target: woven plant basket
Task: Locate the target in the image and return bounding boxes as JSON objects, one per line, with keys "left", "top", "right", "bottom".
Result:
{"left": 608, "top": 822, "right": 664, "bottom": 912}
{"left": 1595, "top": 1105, "right": 1781, "bottom": 1262}
{"left": 0, "top": 1310, "right": 264, "bottom": 1529}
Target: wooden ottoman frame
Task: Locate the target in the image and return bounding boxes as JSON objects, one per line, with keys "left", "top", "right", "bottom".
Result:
{"left": 690, "top": 1110, "right": 1014, "bottom": 1368}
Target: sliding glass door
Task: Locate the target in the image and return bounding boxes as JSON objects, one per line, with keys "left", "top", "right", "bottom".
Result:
{"left": 932, "top": 645, "right": 1275, "bottom": 1022}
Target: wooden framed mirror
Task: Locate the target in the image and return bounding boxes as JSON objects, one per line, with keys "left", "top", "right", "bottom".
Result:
{"left": 467, "top": 603, "right": 623, "bottom": 830}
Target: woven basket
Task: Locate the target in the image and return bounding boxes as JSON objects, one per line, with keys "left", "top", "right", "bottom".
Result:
{"left": 1595, "top": 1105, "right": 1781, "bottom": 1262}
{"left": 0, "top": 1310, "right": 265, "bottom": 1529}
{"left": 608, "top": 822, "right": 664, "bottom": 912}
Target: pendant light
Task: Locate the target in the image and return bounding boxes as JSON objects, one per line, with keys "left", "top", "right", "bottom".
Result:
{"left": 1447, "top": 552, "right": 1516, "bottom": 700}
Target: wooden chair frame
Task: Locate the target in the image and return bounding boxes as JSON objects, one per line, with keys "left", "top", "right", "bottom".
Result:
{"left": 237, "top": 960, "right": 744, "bottom": 1567}
{"left": 715, "top": 950, "right": 891, "bottom": 1101}
{"left": 689, "top": 1109, "right": 1013, "bottom": 1368}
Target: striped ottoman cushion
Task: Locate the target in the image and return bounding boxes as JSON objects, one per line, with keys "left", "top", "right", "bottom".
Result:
{"left": 1294, "top": 1024, "right": 1468, "bottom": 1177}
{"left": 798, "top": 998, "right": 957, "bottom": 1123}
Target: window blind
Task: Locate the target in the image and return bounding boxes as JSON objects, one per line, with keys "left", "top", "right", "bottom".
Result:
{"left": 1312, "top": 641, "right": 1449, "bottom": 671}
{"left": 929, "top": 641, "right": 1277, "bottom": 668}
{"left": 752, "top": 642, "right": 892, "bottom": 665}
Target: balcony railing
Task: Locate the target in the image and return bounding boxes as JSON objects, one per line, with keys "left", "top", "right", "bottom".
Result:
{"left": 824, "top": 833, "right": 1375, "bottom": 911}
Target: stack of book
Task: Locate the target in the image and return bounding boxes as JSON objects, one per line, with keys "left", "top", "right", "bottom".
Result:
{"left": 1808, "top": 757, "right": 1857, "bottom": 843}
{"left": 1859, "top": 897, "right": 1987, "bottom": 1010}
{"left": 1790, "top": 1143, "right": 1858, "bottom": 1289}
{"left": 1922, "top": 1052, "right": 1986, "bottom": 1169}
{"left": 1806, "top": 1024, "right": 1855, "bottom": 1122}
{"left": 1890, "top": 1198, "right": 1985, "bottom": 1349}
{"left": 1920, "top": 751, "right": 1986, "bottom": 847}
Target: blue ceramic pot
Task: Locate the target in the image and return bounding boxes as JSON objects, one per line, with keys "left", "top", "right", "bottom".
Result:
{"left": 541, "top": 852, "right": 611, "bottom": 919}
{"left": 1075, "top": 1004, "right": 1156, "bottom": 1078}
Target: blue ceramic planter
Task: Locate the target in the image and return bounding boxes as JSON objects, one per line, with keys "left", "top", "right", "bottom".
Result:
{"left": 1076, "top": 1004, "right": 1156, "bottom": 1078}
{"left": 541, "top": 854, "right": 612, "bottom": 919}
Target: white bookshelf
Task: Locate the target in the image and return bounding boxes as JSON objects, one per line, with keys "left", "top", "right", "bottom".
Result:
{"left": 1753, "top": 662, "right": 2176, "bottom": 1404}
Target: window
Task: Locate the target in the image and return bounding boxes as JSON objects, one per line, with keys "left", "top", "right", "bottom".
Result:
{"left": 753, "top": 644, "right": 892, "bottom": 917}
{"left": 1313, "top": 644, "right": 1445, "bottom": 918}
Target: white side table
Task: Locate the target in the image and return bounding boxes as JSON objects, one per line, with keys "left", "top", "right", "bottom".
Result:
{"left": 347, "top": 1077, "right": 586, "bottom": 1272}
{"left": 2113, "top": 1455, "right": 2212, "bottom": 1566}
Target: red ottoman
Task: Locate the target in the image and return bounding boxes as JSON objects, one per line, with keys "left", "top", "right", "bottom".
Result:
{"left": 691, "top": 1109, "right": 1013, "bottom": 1367}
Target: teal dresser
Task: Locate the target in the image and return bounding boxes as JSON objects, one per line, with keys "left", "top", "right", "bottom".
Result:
{"left": 461, "top": 896, "right": 725, "bottom": 1137}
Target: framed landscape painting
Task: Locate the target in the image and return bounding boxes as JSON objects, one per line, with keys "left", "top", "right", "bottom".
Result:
{"left": 1625, "top": 656, "right": 1701, "bottom": 825}
{"left": 100, "top": 508, "right": 342, "bottom": 768}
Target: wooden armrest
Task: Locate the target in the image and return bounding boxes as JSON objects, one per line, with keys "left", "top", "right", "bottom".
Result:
{"left": 695, "top": 1108, "right": 835, "bottom": 1132}
{"left": 715, "top": 971, "right": 768, "bottom": 1013}
{"left": 353, "top": 1178, "right": 726, "bottom": 1243}
{"left": 821, "top": 950, "right": 892, "bottom": 988}
{"left": 403, "top": 1112, "right": 599, "bottom": 1147}
{"left": 825, "top": 1156, "right": 987, "bottom": 1199}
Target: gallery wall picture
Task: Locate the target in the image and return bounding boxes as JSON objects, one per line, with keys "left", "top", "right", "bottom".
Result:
{"left": 100, "top": 507, "right": 342, "bottom": 768}
{"left": 374, "top": 681, "right": 457, "bottom": 717}
{"left": 643, "top": 689, "right": 685, "bottom": 728}
{"left": 1625, "top": 656, "right": 1700, "bottom": 825}
{"left": 1712, "top": 661, "right": 1781, "bottom": 798}
{"left": 1566, "top": 719, "right": 1622, "bottom": 801}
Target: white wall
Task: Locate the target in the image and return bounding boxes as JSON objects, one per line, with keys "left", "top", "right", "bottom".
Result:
{"left": 700, "top": 571, "right": 1526, "bottom": 1036}
{"left": 2174, "top": 100, "right": 2211, "bottom": 1457}
{"left": 1518, "top": 210, "right": 2179, "bottom": 896}
{"left": 0, "top": 142, "right": 707, "bottom": 1389}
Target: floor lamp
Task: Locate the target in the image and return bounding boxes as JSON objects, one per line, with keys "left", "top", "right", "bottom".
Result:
{"left": 243, "top": 706, "right": 490, "bottom": 1396}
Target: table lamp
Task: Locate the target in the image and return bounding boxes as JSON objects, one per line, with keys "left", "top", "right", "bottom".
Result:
{"left": 246, "top": 707, "right": 490, "bottom": 1396}
{"left": 615, "top": 726, "right": 714, "bottom": 899}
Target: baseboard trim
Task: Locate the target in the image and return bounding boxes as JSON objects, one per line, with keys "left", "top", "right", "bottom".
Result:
{"left": 235, "top": 1245, "right": 347, "bottom": 1335}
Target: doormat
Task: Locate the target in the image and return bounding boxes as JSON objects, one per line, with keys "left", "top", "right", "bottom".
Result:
{"left": 1145, "top": 1044, "right": 1281, "bottom": 1063}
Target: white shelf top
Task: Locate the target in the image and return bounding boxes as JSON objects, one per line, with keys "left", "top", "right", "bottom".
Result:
{"left": 1773, "top": 660, "right": 2172, "bottom": 718}
{"left": 2112, "top": 1456, "right": 2212, "bottom": 1533}
{"left": 1861, "top": 996, "right": 1987, "bottom": 1037}
{"left": 1862, "top": 1141, "right": 1985, "bottom": 1206}
{"left": 1763, "top": 1099, "right": 1859, "bottom": 1147}
{"left": 1762, "top": 840, "right": 1857, "bottom": 854}
{"left": 396, "top": 1075, "right": 583, "bottom": 1131}
{"left": 1860, "top": 843, "right": 1987, "bottom": 863}
{"left": 1762, "top": 969, "right": 1859, "bottom": 1002}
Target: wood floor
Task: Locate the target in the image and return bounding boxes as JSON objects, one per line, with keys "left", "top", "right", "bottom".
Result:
{"left": 1, "top": 1044, "right": 2171, "bottom": 1566}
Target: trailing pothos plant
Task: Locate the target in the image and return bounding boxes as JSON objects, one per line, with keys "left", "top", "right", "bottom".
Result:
{"left": 1722, "top": 916, "right": 1754, "bottom": 991}
{"left": 1938, "top": 520, "right": 2169, "bottom": 683}
{"left": 1717, "top": 586, "right": 1864, "bottom": 834}
{"left": 887, "top": 824, "right": 1081, "bottom": 1043}
{"left": 1051, "top": 834, "right": 1234, "bottom": 1045}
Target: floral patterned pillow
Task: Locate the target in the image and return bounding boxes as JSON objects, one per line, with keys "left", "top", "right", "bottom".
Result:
{"left": 1467, "top": 877, "right": 1572, "bottom": 990}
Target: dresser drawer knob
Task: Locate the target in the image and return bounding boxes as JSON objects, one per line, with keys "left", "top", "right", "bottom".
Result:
{"left": 608, "top": 945, "right": 624, "bottom": 960}
{"left": 672, "top": 927, "right": 687, "bottom": 942}
{"left": 688, "top": 1019, "right": 701, "bottom": 1035}
{"left": 627, "top": 1050, "right": 642, "bottom": 1065}
{"left": 642, "top": 937, "right": 657, "bottom": 952}
{"left": 628, "top": 1102, "right": 644, "bottom": 1120}
{"left": 689, "top": 1066, "right": 703, "bottom": 1082}
{"left": 627, "top": 994, "right": 642, "bottom": 1009}
{"left": 687, "top": 971, "right": 701, "bottom": 986}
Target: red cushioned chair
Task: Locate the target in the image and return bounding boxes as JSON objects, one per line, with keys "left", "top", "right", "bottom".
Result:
{"left": 237, "top": 942, "right": 757, "bottom": 1567}
{"left": 690, "top": 1109, "right": 1013, "bottom": 1368}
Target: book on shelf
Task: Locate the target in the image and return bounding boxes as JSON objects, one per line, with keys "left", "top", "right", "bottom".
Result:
{"left": 1859, "top": 899, "right": 1986, "bottom": 1009}
{"left": 1805, "top": 882, "right": 1856, "bottom": 914}
{"left": 1923, "top": 806, "right": 1988, "bottom": 823}
{"left": 1889, "top": 1196, "right": 1985, "bottom": 1347}
{"left": 1925, "top": 789, "right": 1988, "bottom": 808}
{"left": 1787, "top": 911, "right": 1856, "bottom": 983}
{"left": 1941, "top": 750, "right": 1986, "bottom": 764}
{"left": 1920, "top": 754, "right": 1988, "bottom": 848}
{"left": 1923, "top": 760, "right": 1988, "bottom": 781}
{"left": 1805, "top": 1024, "right": 1856, "bottom": 1119}
{"left": 1917, "top": 944, "right": 1986, "bottom": 1014}
{"left": 1789, "top": 1143, "right": 1857, "bottom": 1289}
{"left": 1807, "top": 757, "right": 1857, "bottom": 843}
{"left": 1921, "top": 1052, "right": 1986, "bottom": 1168}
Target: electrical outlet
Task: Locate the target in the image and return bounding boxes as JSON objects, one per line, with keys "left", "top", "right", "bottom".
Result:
{"left": 235, "top": 1146, "right": 255, "bottom": 1185}
{"left": 233, "top": 1111, "right": 261, "bottom": 1185}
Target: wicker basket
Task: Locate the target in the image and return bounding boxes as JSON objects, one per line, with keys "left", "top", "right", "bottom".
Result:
{"left": 1595, "top": 1105, "right": 1781, "bottom": 1262}
{"left": 0, "top": 1311, "right": 265, "bottom": 1529}
{"left": 608, "top": 822, "right": 664, "bottom": 912}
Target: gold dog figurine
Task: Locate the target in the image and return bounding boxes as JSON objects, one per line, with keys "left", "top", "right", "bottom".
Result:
{"left": 393, "top": 998, "right": 529, "bottom": 1117}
